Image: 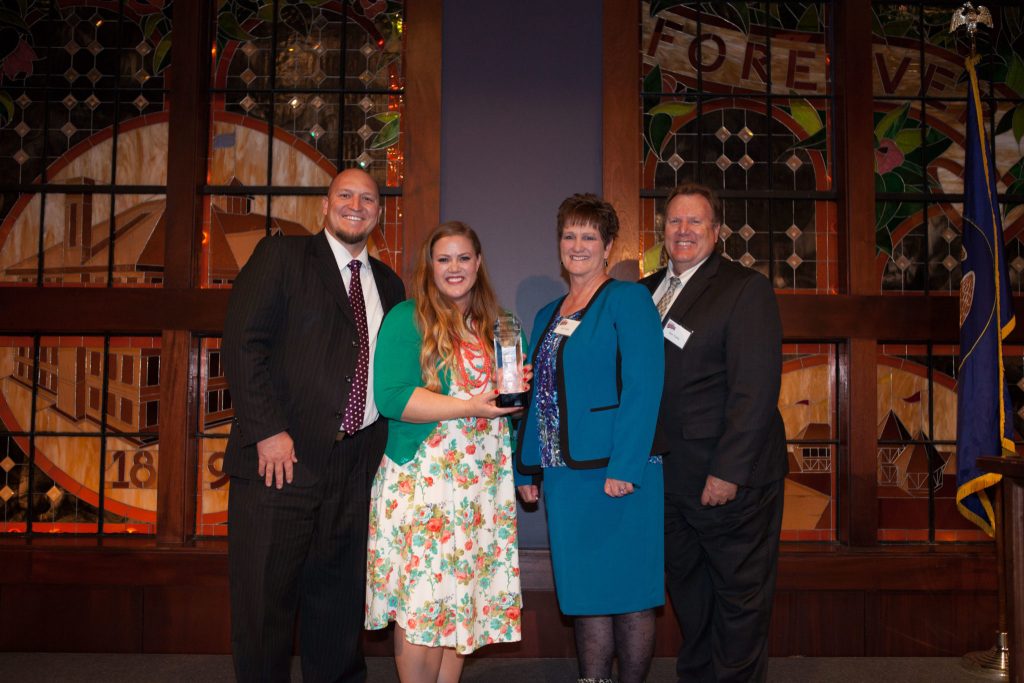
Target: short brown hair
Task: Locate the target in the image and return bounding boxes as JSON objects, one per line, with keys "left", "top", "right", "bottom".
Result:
{"left": 663, "top": 182, "right": 723, "bottom": 227}
{"left": 556, "top": 193, "right": 620, "bottom": 246}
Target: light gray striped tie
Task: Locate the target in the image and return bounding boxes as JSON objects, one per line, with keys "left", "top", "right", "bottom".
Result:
{"left": 656, "top": 276, "right": 680, "bottom": 319}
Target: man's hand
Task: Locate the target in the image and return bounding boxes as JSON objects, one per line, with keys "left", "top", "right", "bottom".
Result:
{"left": 701, "top": 474, "right": 737, "bottom": 506}
{"left": 257, "top": 431, "right": 297, "bottom": 488}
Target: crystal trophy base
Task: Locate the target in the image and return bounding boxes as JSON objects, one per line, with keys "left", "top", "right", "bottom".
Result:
{"left": 497, "top": 391, "right": 526, "bottom": 408}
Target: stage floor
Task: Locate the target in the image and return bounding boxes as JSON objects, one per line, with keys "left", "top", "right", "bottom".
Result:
{"left": 0, "top": 654, "right": 991, "bottom": 682}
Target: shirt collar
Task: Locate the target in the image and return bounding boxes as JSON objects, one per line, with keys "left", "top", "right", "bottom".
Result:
{"left": 667, "top": 254, "right": 710, "bottom": 281}
{"left": 324, "top": 229, "right": 370, "bottom": 270}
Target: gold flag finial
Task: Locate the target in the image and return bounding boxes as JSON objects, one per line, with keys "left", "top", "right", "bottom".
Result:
{"left": 949, "top": 2, "right": 994, "bottom": 57}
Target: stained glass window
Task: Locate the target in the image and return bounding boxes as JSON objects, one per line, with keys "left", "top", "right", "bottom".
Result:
{"left": 0, "top": 1, "right": 172, "bottom": 288}
{"left": 873, "top": 3, "right": 1024, "bottom": 294}
{"left": 641, "top": 1, "right": 838, "bottom": 293}
{"left": 875, "top": 343, "right": 993, "bottom": 542}
{"left": 0, "top": 334, "right": 160, "bottom": 535}
{"left": 202, "top": 0, "right": 406, "bottom": 288}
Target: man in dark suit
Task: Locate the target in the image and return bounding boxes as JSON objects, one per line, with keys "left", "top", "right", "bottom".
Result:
{"left": 640, "top": 182, "right": 787, "bottom": 682}
{"left": 222, "top": 167, "right": 405, "bottom": 682}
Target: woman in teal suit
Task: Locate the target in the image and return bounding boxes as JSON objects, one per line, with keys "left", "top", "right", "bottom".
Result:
{"left": 515, "top": 194, "right": 664, "bottom": 683}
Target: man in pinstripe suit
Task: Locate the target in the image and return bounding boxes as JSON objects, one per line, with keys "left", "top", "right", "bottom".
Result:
{"left": 223, "top": 168, "right": 405, "bottom": 682}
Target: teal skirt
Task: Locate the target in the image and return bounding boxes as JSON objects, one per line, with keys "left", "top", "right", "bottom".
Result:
{"left": 543, "top": 463, "right": 664, "bottom": 615}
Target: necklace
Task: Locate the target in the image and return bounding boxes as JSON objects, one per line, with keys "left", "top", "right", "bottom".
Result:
{"left": 455, "top": 335, "right": 493, "bottom": 391}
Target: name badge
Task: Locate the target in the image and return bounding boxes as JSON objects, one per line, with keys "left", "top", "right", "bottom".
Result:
{"left": 554, "top": 318, "right": 580, "bottom": 336}
{"left": 664, "top": 319, "right": 691, "bottom": 349}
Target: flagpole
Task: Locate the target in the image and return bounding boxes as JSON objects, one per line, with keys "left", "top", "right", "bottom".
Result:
{"left": 950, "top": 2, "right": 1010, "bottom": 678}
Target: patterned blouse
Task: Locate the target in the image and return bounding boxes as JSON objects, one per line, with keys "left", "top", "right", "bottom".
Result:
{"left": 534, "top": 310, "right": 583, "bottom": 468}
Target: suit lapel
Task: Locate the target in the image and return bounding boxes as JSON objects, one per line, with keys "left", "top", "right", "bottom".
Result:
{"left": 369, "top": 257, "right": 398, "bottom": 312}
{"left": 311, "top": 230, "right": 354, "bottom": 324}
{"left": 664, "top": 252, "right": 720, "bottom": 325}
{"left": 642, "top": 268, "right": 666, "bottom": 295}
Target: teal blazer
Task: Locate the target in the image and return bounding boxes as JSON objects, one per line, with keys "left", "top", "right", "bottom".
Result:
{"left": 514, "top": 279, "right": 664, "bottom": 486}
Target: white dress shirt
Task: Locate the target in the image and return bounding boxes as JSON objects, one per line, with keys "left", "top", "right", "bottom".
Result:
{"left": 650, "top": 255, "right": 711, "bottom": 315}
{"left": 324, "top": 230, "right": 384, "bottom": 429}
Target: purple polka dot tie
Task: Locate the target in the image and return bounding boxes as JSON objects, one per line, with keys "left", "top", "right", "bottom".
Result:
{"left": 341, "top": 260, "right": 368, "bottom": 434}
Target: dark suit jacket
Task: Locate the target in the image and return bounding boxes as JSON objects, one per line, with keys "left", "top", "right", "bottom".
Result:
{"left": 640, "top": 253, "right": 787, "bottom": 491}
{"left": 222, "top": 231, "right": 405, "bottom": 487}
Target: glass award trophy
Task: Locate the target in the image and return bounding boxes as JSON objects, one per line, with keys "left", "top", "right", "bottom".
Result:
{"left": 494, "top": 312, "right": 526, "bottom": 408}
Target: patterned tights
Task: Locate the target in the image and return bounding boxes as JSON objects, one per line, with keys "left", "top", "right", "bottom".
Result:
{"left": 574, "top": 608, "right": 657, "bottom": 683}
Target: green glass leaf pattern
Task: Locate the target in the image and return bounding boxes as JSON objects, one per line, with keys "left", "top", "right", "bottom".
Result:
{"left": 649, "top": 102, "right": 694, "bottom": 118}
{"left": 1007, "top": 54, "right": 1024, "bottom": 96}
{"left": 217, "top": 11, "right": 255, "bottom": 42}
{"left": 787, "top": 97, "right": 823, "bottom": 137}
{"left": 645, "top": 112, "right": 672, "bottom": 160}
{"left": 0, "top": 91, "right": 13, "bottom": 127}
{"left": 1008, "top": 158, "right": 1024, "bottom": 215}
{"left": 369, "top": 113, "right": 400, "bottom": 150}
{"left": 153, "top": 36, "right": 172, "bottom": 75}
{"left": 874, "top": 103, "right": 910, "bottom": 143}
{"left": 893, "top": 129, "right": 921, "bottom": 155}
{"left": 649, "top": 1, "right": 686, "bottom": 18}
{"left": 0, "top": 9, "right": 30, "bottom": 32}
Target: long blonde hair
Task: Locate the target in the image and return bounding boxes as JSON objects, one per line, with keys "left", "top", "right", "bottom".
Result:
{"left": 413, "top": 221, "right": 501, "bottom": 391}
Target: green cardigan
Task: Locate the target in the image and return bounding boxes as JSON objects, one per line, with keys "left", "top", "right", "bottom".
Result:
{"left": 374, "top": 299, "right": 526, "bottom": 465}
{"left": 373, "top": 299, "right": 450, "bottom": 465}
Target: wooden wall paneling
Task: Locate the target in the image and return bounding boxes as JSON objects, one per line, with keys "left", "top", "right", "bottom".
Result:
{"left": 867, "top": 592, "right": 957, "bottom": 656}
{"left": 952, "top": 590, "right": 1001, "bottom": 654}
{"left": 143, "top": 585, "right": 231, "bottom": 653}
{"left": 768, "top": 591, "right": 866, "bottom": 656}
{"left": 0, "top": 289, "right": 231, "bottom": 334}
{"left": 0, "top": 585, "right": 143, "bottom": 652}
{"left": 602, "top": 0, "right": 641, "bottom": 274}
{"left": 834, "top": 0, "right": 880, "bottom": 546}
{"left": 401, "top": 0, "right": 443, "bottom": 280}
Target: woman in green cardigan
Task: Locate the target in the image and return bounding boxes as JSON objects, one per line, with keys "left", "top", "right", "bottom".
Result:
{"left": 365, "top": 221, "right": 529, "bottom": 683}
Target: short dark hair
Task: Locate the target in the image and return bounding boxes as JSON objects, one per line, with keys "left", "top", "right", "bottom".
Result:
{"left": 556, "top": 193, "right": 620, "bottom": 246}
{"left": 663, "top": 182, "right": 723, "bottom": 227}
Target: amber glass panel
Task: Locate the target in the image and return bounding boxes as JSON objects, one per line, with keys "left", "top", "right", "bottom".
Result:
{"left": 103, "top": 440, "right": 158, "bottom": 535}
{"left": 197, "top": 436, "right": 230, "bottom": 538}
{"left": 33, "top": 336, "right": 106, "bottom": 435}
{"left": 780, "top": 343, "right": 837, "bottom": 541}
{"left": 0, "top": 434, "right": 31, "bottom": 533}
{"left": 0, "top": 336, "right": 38, "bottom": 435}
{"left": 30, "top": 437, "right": 101, "bottom": 534}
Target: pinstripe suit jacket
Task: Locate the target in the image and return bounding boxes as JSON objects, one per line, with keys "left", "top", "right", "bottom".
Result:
{"left": 222, "top": 231, "right": 405, "bottom": 486}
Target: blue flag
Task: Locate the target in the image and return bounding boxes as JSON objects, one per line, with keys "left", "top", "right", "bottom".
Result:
{"left": 956, "top": 56, "right": 1016, "bottom": 537}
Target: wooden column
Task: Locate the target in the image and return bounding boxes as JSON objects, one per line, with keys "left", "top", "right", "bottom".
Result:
{"left": 402, "top": 0, "right": 443, "bottom": 281}
{"left": 602, "top": 0, "right": 641, "bottom": 273}
{"left": 157, "top": 0, "right": 213, "bottom": 546}
{"left": 833, "top": 0, "right": 879, "bottom": 546}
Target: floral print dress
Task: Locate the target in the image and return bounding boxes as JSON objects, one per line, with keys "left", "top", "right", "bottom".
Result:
{"left": 364, "top": 348, "right": 522, "bottom": 654}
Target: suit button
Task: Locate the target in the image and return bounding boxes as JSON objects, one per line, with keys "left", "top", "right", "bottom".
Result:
{"left": 345, "top": 375, "right": 352, "bottom": 384}
{"left": 335, "top": 410, "right": 343, "bottom": 418}
{"left": 351, "top": 340, "right": 357, "bottom": 347}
